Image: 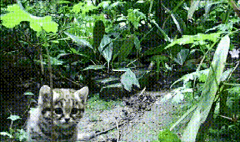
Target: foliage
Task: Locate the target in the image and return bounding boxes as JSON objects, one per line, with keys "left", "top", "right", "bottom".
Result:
{"left": 120, "top": 68, "right": 140, "bottom": 91}
{"left": 0, "top": 115, "right": 27, "bottom": 141}
{"left": 1, "top": 4, "right": 58, "bottom": 33}
{"left": 152, "top": 129, "right": 181, "bottom": 142}
{"left": 0, "top": 0, "right": 240, "bottom": 141}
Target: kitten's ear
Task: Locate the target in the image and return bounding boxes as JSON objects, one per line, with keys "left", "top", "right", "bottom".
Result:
{"left": 74, "top": 86, "right": 89, "bottom": 103}
{"left": 38, "top": 85, "right": 51, "bottom": 105}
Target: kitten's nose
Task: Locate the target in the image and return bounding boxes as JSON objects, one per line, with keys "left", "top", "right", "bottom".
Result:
{"left": 65, "top": 118, "right": 70, "bottom": 122}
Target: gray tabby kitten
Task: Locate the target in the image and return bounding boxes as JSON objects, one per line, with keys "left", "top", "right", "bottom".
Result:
{"left": 26, "top": 85, "right": 89, "bottom": 142}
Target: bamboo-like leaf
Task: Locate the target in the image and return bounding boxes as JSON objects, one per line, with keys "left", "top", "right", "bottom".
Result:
{"left": 83, "top": 65, "right": 105, "bottom": 71}
{"left": 165, "top": 32, "right": 221, "bottom": 49}
{"left": 182, "top": 35, "right": 230, "bottom": 142}
{"left": 188, "top": 0, "right": 200, "bottom": 20}
{"left": 64, "top": 32, "right": 93, "bottom": 49}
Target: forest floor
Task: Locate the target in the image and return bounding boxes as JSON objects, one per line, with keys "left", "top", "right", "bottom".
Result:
{"left": 78, "top": 89, "right": 179, "bottom": 142}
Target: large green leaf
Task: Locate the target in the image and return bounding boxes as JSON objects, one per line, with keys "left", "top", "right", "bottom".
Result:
{"left": 118, "top": 35, "right": 135, "bottom": 62}
{"left": 0, "top": 4, "right": 58, "bottom": 33}
{"left": 121, "top": 69, "right": 140, "bottom": 92}
{"left": 182, "top": 35, "right": 230, "bottom": 142}
{"left": 165, "top": 33, "right": 221, "bottom": 49}
{"left": 93, "top": 20, "right": 105, "bottom": 49}
{"left": 99, "top": 35, "right": 113, "bottom": 64}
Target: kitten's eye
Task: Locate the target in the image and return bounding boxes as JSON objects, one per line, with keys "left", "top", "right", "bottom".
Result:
{"left": 71, "top": 108, "right": 79, "bottom": 114}
{"left": 54, "top": 108, "right": 63, "bottom": 114}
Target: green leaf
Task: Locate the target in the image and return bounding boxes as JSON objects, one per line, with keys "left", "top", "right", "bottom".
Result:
{"left": 83, "top": 65, "right": 105, "bottom": 71}
{"left": 187, "top": 0, "right": 200, "bottom": 19}
{"left": 121, "top": 69, "right": 140, "bottom": 92}
{"left": 56, "top": 0, "right": 71, "bottom": 4}
{"left": 64, "top": 32, "right": 93, "bottom": 49}
{"left": 93, "top": 20, "right": 105, "bottom": 49}
{"left": 72, "top": 2, "right": 97, "bottom": 15}
{"left": 174, "top": 49, "right": 189, "bottom": 65}
{"left": 0, "top": 132, "right": 13, "bottom": 138}
{"left": 151, "top": 20, "right": 171, "bottom": 42}
{"left": 134, "top": 35, "right": 141, "bottom": 51}
{"left": 220, "top": 68, "right": 233, "bottom": 81}
{"left": 165, "top": 32, "right": 221, "bottom": 49}
{"left": 127, "top": 9, "right": 146, "bottom": 29}
{"left": 16, "top": 129, "right": 28, "bottom": 141}
{"left": 118, "top": 35, "right": 135, "bottom": 62}
{"left": 171, "top": 69, "right": 209, "bottom": 88}
{"left": 71, "top": 2, "right": 84, "bottom": 14}
{"left": 7, "top": 115, "right": 21, "bottom": 121}
{"left": 182, "top": 108, "right": 201, "bottom": 141}
{"left": 24, "top": 92, "right": 34, "bottom": 96}
{"left": 182, "top": 35, "right": 230, "bottom": 141}
{"left": 158, "top": 129, "right": 181, "bottom": 142}
{"left": 0, "top": 4, "right": 58, "bottom": 33}
{"left": 50, "top": 57, "right": 63, "bottom": 65}
{"left": 99, "top": 35, "right": 113, "bottom": 63}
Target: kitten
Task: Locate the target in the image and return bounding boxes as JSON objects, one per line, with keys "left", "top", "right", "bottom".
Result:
{"left": 26, "top": 85, "right": 89, "bottom": 141}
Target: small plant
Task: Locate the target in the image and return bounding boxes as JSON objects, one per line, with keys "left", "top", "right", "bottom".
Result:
{"left": 152, "top": 129, "right": 181, "bottom": 142}
{"left": 0, "top": 115, "right": 27, "bottom": 141}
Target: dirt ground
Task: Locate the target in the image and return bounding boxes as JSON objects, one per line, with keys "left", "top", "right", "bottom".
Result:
{"left": 77, "top": 90, "right": 177, "bottom": 142}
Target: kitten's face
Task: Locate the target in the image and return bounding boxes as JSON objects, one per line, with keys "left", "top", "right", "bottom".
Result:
{"left": 38, "top": 85, "right": 89, "bottom": 128}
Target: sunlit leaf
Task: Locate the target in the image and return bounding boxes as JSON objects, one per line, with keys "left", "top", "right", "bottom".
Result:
{"left": 56, "top": 0, "right": 71, "bottom": 4}
{"left": 71, "top": 2, "right": 84, "bottom": 14}
{"left": 7, "top": 115, "right": 21, "bottom": 121}
{"left": 182, "top": 35, "right": 230, "bottom": 142}
{"left": 171, "top": 13, "right": 182, "bottom": 34}
{"left": 121, "top": 69, "right": 140, "bottom": 91}
{"left": 127, "top": 9, "right": 146, "bottom": 29}
{"left": 24, "top": 92, "right": 34, "bottom": 96}
{"left": 220, "top": 69, "right": 233, "bottom": 81}
{"left": 188, "top": 0, "right": 200, "bottom": 19}
{"left": 16, "top": 129, "right": 28, "bottom": 141}
{"left": 165, "top": 33, "right": 221, "bottom": 49}
{"left": 0, "top": 4, "right": 58, "bottom": 33}
{"left": 0, "top": 132, "right": 13, "bottom": 138}
{"left": 158, "top": 129, "right": 181, "bottom": 142}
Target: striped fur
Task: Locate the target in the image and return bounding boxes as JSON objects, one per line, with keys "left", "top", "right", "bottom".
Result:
{"left": 26, "top": 85, "right": 88, "bottom": 141}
